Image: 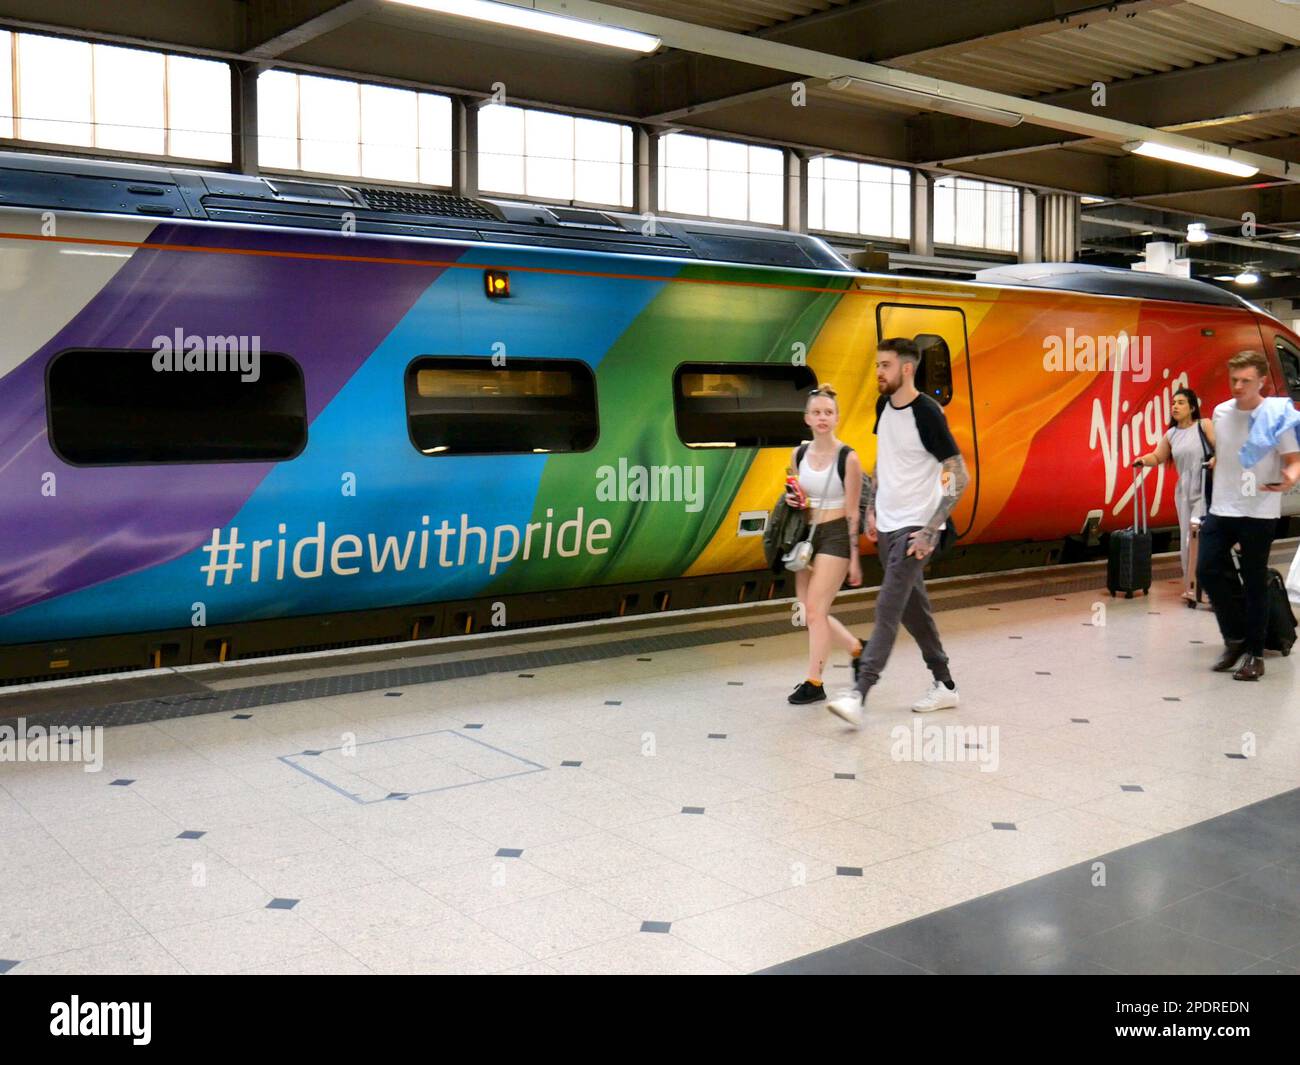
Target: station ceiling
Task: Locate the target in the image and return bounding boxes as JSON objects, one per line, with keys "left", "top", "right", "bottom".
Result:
{"left": 3, "top": 0, "right": 1300, "bottom": 297}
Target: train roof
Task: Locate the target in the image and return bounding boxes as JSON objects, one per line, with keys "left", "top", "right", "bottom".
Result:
{"left": 973, "top": 261, "right": 1249, "bottom": 309}
{"left": 0, "top": 150, "right": 851, "bottom": 272}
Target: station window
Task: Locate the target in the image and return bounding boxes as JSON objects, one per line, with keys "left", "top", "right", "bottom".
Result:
{"left": 257, "top": 69, "right": 452, "bottom": 187}
{"left": 934, "top": 175, "right": 1019, "bottom": 253}
{"left": 478, "top": 104, "right": 634, "bottom": 208}
{"left": 807, "top": 157, "right": 910, "bottom": 241}
{"left": 673, "top": 363, "right": 817, "bottom": 448}
{"left": 658, "top": 133, "right": 784, "bottom": 226}
{"left": 0, "top": 30, "right": 231, "bottom": 161}
{"left": 1276, "top": 336, "right": 1300, "bottom": 404}
{"left": 913, "top": 334, "right": 954, "bottom": 407}
{"left": 47, "top": 349, "right": 306, "bottom": 465}
{"left": 406, "top": 357, "right": 598, "bottom": 455}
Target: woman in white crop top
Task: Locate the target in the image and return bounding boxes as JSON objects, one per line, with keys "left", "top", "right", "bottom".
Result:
{"left": 784, "top": 384, "right": 866, "bottom": 706}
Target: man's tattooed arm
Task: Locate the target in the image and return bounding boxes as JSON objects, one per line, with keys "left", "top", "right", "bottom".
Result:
{"left": 910, "top": 454, "right": 969, "bottom": 555}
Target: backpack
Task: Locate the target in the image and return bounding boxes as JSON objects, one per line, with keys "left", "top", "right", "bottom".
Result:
{"left": 795, "top": 443, "right": 870, "bottom": 533}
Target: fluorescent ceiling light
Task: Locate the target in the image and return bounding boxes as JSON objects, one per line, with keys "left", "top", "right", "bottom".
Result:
{"left": 1234, "top": 270, "right": 1259, "bottom": 285}
{"left": 1186, "top": 222, "right": 1207, "bottom": 243}
{"left": 828, "top": 76, "right": 1023, "bottom": 127}
{"left": 1212, "top": 275, "right": 1236, "bottom": 282}
{"left": 1081, "top": 195, "right": 1106, "bottom": 204}
{"left": 1124, "top": 140, "right": 1258, "bottom": 178}
{"left": 387, "top": 0, "right": 661, "bottom": 53}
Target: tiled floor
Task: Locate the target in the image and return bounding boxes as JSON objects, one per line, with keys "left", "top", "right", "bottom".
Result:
{"left": 2, "top": 571, "right": 1298, "bottom": 975}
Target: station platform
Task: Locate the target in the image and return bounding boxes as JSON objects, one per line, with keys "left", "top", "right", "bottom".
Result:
{"left": 2, "top": 545, "right": 1298, "bottom": 975}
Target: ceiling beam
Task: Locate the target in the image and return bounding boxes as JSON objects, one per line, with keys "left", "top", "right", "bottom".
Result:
{"left": 915, "top": 46, "right": 1300, "bottom": 165}
{"left": 1180, "top": 0, "right": 1300, "bottom": 45}
{"left": 515, "top": 0, "right": 1296, "bottom": 180}
{"left": 244, "top": 0, "right": 382, "bottom": 60}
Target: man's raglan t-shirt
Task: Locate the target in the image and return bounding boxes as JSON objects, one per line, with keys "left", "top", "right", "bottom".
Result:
{"left": 873, "top": 393, "right": 961, "bottom": 533}
{"left": 1210, "top": 399, "right": 1300, "bottom": 520}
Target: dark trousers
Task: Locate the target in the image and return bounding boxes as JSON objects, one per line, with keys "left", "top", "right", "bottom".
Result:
{"left": 1195, "top": 513, "right": 1277, "bottom": 656}
{"left": 855, "top": 526, "right": 952, "bottom": 693}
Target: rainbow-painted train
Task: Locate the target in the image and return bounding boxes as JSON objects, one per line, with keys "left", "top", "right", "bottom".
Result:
{"left": 2, "top": 150, "right": 1299, "bottom": 682}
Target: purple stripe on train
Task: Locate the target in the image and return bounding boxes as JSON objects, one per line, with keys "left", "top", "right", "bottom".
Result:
{"left": 0, "top": 223, "right": 461, "bottom": 622}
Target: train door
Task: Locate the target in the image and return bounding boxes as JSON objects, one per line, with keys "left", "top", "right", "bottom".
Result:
{"left": 874, "top": 303, "right": 980, "bottom": 538}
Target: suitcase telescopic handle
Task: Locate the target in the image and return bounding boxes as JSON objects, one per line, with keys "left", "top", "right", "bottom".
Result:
{"left": 1132, "top": 466, "right": 1148, "bottom": 535}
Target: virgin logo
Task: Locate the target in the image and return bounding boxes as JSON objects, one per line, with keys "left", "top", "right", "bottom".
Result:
{"left": 1088, "top": 334, "right": 1188, "bottom": 516}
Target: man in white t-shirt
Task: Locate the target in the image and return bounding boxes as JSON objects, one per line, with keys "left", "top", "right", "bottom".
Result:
{"left": 1196, "top": 350, "right": 1300, "bottom": 680}
{"left": 828, "top": 338, "right": 970, "bottom": 726}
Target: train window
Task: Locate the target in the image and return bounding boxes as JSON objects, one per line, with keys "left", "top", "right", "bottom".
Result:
{"left": 673, "top": 363, "right": 817, "bottom": 448}
{"left": 46, "top": 348, "right": 306, "bottom": 465}
{"left": 912, "top": 334, "right": 954, "bottom": 406}
{"left": 1276, "top": 336, "right": 1300, "bottom": 403}
{"left": 406, "top": 356, "right": 597, "bottom": 454}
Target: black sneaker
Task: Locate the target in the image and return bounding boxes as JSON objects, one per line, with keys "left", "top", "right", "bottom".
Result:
{"left": 788, "top": 681, "right": 826, "bottom": 705}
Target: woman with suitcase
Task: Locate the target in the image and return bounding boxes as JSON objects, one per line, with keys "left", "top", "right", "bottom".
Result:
{"left": 1133, "top": 387, "right": 1215, "bottom": 604}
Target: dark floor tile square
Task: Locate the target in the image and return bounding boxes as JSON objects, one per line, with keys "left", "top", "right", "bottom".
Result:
{"left": 681, "top": 806, "right": 705, "bottom": 815}
{"left": 266, "top": 898, "right": 299, "bottom": 910}
{"left": 708, "top": 734, "right": 726, "bottom": 740}
{"left": 1233, "top": 959, "right": 1299, "bottom": 975}
{"left": 302, "top": 749, "right": 322, "bottom": 756}
{"left": 517, "top": 674, "right": 534, "bottom": 679}
{"left": 1071, "top": 718, "right": 1090, "bottom": 724}
{"left": 999, "top": 949, "right": 1122, "bottom": 975}
{"left": 726, "top": 681, "right": 744, "bottom": 686}
{"left": 463, "top": 723, "right": 483, "bottom": 730}
{"left": 758, "top": 942, "right": 930, "bottom": 975}
{"left": 384, "top": 692, "right": 402, "bottom": 697}
{"left": 1071, "top": 916, "right": 1262, "bottom": 975}
{"left": 1214, "top": 863, "right": 1300, "bottom": 917}
{"left": 834, "top": 773, "right": 856, "bottom": 780}
{"left": 836, "top": 867, "right": 863, "bottom": 877}
{"left": 496, "top": 848, "right": 523, "bottom": 858}
{"left": 641, "top": 921, "right": 671, "bottom": 934}
{"left": 109, "top": 779, "right": 134, "bottom": 786}
{"left": 386, "top": 792, "right": 409, "bottom": 801}
{"left": 992, "top": 822, "right": 1016, "bottom": 831}
{"left": 231, "top": 714, "right": 252, "bottom": 720}
{"left": 604, "top": 700, "right": 622, "bottom": 706}
{"left": 176, "top": 830, "right": 206, "bottom": 840}
{"left": 860, "top": 883, "right": 1122, "bottom": 975}
{"left": 1181, "top": 810, "right": 1298, "bottom": 868}
{"left": 1120, "top": 785, "right": 1144, "bottom": 793}
{"left": 560, "top": 761, "right": 582, "bottom": 768}
{"left": 1032, "top": 860, "right": 1208, "bottom": 925}
{"left": 1153, "top": 889, "right": 1300, "bottom": 958}
{"left": 1272, "top": 942, "right": 1300, "bottom": 967}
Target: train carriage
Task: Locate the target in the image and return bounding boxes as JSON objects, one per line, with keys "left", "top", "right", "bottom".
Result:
{"left": 2, "top": 151, "right": 1298, "bottom": 682}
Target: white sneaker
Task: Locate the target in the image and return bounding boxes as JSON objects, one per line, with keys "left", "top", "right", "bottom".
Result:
{"left": 912, "top": 681, "right": 959, "bottom": 713}
{"left": 827, "top": 690, "right": 865, "bottom": 728}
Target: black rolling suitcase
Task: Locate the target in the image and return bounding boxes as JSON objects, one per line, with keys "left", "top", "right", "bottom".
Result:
{"left": 1107, "top": 467, "right": 1152, "bottom": 598}
{"left": 1227, "top": 549, "right": 1297, "bottom": 656}
{"left": 1265, "top": 569, "right": 1297, "bottom": 655}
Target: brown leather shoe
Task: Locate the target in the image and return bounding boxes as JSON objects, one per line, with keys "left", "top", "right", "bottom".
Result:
{"left": 1233, "top": 655, "right": 1265, "bottom": 681}
{"left": 1212, "top": 641, "right": 1246, "bottom": 672}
